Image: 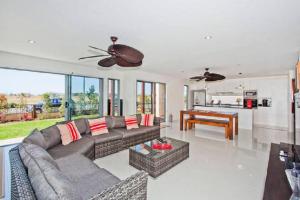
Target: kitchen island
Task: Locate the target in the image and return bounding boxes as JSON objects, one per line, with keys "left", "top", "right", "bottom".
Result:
{"left": 193, "top": 105, "right": 253, "bottom": 130}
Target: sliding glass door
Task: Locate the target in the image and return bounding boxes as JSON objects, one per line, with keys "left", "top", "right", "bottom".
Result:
{"left": 67, "top": 75, "right": 103, "bottom": 120}
{"left": 0, "top": 68, "right": 65, "bottom": 140}
{"left": 155, "top": 83, "right": 166, "bottom": 121}
{"left": 136, "top": 81, "right": 166, "bottom": 121}
{"left": 108, "top": 79, "right": 120, "bottom": 116}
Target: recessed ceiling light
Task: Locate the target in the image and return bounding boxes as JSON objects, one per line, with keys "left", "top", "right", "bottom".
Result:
{"left": 204, "top": 35, "right": 212, "bottom": 40}
{"left": 237, "top": 164, "right": 244, "bottom": 170}
{"left": 27, "top": 40, "right": 36, "bottom": 44}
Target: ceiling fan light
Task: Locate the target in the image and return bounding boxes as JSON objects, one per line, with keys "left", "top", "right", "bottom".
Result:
{"left": 204, "top": 36, "right": 212, "bottom": 40}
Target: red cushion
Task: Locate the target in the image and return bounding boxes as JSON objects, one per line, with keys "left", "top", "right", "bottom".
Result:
{"left": 56, "top": 121, "right": 82, "bottom": 145}
{"left": 88, "top": 117, "right": 109, "bottom": 136}
{"left": 141, "top": 114, "right": 154, "bottom": 126}
{"left": 125, "top": 116, "right": 139, "bottom": 130}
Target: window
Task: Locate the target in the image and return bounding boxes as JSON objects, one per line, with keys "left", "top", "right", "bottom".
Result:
{"left": 136, "top": 81, "right": 166, "bottom": 121}
{"left": 137, "top": 81, "right": 153, "bottom": 114}
{"left": 184, "top": 85, "right": 189, "bottom": 110}
{"left": 108, "top": 79, "right": 120, "bottom": 116}
{"left": 0, "top": 68, "right": 65, "bottom": 140}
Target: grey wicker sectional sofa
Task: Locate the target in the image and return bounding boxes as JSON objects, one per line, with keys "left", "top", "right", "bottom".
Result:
{"left": 9, "top": 114, "right": 160, "bottom": 200}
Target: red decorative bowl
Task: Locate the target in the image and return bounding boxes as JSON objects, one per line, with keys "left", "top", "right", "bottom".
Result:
{"left": 152, "top": 143, "right": 172, "bottom": 150}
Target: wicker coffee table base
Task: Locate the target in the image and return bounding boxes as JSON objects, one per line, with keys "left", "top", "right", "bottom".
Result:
{"left": 129, "top": 141, "right": 189, "bottom": 178}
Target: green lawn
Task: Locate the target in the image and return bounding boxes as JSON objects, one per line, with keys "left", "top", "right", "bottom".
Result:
{"left": 0, "top": 114, "right": 100, "bottom": 140}
{"left": 0, "top": 118, "right": 63, "bottom": 140}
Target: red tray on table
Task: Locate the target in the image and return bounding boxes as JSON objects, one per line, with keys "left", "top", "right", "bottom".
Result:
{"left": 152, "top": 143, "right": 172, "bottom": 150}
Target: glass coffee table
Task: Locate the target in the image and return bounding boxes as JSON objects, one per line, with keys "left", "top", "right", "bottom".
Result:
{"left": 129, "top": 137, "right": 189, "bottom": 178}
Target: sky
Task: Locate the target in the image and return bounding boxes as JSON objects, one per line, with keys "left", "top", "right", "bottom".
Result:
{"left": 0, "top": 68, "right": 65, "bottom": 95}
{"left": 0, "top": 68, "right": 149, "bottom": 96}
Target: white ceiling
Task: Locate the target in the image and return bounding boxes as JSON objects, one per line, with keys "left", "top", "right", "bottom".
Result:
{"left": 0, "top": 0, "right": 300, "bottom": 78}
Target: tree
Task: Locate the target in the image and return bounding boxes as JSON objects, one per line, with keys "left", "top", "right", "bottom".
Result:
{"left": 59, "top": 97, "right": 65, "bottom": 117}
{"left": 0, "top": 94, "right": 8, "bottom": 109}
{"left": 77, "top": 93, "right": 86, "bottom": 114}
{"left": 18, "top": 93, "right": 27, "bottom": 108}
{"left": 86, "top": 85, "right": 99, "bottom": 109}
{"left": 42, "top": 93, "right": 52, "bottom": 113}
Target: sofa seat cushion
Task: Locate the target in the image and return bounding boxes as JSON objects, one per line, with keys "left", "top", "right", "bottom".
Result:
{"left": 56, "top": 154, "right": 121, "bottom": 200}
{"left": 113, "top": 126, "right": 160, "bottom": 138}
{"left": 48, "top": 135, "right": 94, "bottom": 159}
{"left": 19, "top": 144, "right": 81, "bottom": 200}
{"left": 139, "top": 125, "right": 160, "bottom": 132}
{"left": 93, "top": 131, "right": 123, "bottom": 144}
{"left": 19, "top": 143, "right": 59, "bottom": 169}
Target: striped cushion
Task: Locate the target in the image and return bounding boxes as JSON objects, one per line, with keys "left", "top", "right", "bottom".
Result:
{"left": 88, "top": 117, "right": 109, "bottom": 136}
{"left": 56, "top": 121, "right": 81, "bottom": 146}
{"left": 141, "top": 114, "right": 154, "bottom": 126}
{"left": 125, "top": 116, "right": 139, "bottom": 130}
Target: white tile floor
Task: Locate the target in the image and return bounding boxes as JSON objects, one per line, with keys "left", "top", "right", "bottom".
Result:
{"left": 94, "top": 122, "right": 291, "bottom": 200}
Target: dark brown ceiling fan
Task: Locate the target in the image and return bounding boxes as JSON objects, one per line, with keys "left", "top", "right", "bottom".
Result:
{"left": 190, "top": 68, "right": 225, "bottom": 82}
{"left": 79, "top": 36, "right": 144, "bottom": 67}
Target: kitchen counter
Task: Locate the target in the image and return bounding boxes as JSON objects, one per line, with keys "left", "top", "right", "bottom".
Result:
{"left": 193, "top": 104, "right": 249, "bottom": 109}
{"left": 193, "top": 105, "right": 253, "bottom": 130}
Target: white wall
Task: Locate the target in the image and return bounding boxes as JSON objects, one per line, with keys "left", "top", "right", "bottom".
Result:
{"left": 189, "top": 76, "right": 289, "bottom": 129}
{"left": 121, "top": 70, "right": 186, "bottom": 120}
{"left": 0, "top": 51, "right": 186, "bottom": 121}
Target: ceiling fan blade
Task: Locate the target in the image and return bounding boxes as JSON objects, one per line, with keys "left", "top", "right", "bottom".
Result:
{"left": 190, "top": 76, "right": 205, "bottom": 80}
{"left": 78, "top": 55, "right": 109, "bottom": 60}
{"left": 205, "top": 77, "right": 216, "bottom": 82}
{"left": 98, "top": 57, "right": 117, "bottom": 67}
{"left": 116, "top": 57, "right": 142, "bottom": 67}
{"left": 88, "top": 46, "right": 109, "bottom": 53}
{"left": 109, "top": 44, "right": 144, "bottom": 63}
{"left": 208, "top": 73, "right": 226, "bottom": 80}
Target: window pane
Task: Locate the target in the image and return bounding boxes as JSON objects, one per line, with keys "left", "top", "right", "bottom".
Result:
{"left": 184, "top": 85, "right": 189, "bottom": 110}
{"left": 71, "top": 76, "right": 101, "bottom": 119}
{"left": 155, "top": 83, "right": 166, "bottom": 121}
{"left": 136, "top": 81, "right": 166, "bottom": 117}
{"left": 144, "top": 82, "right": 152, "bottom": 114}
{"left": 108, "top": 79, "right": 120, "bottom": 116}
{"left": 0, "top": 68, "right": 65, "bottom": 140}
{"left": 136, "top": 81, "right": 143, "bottom": 114}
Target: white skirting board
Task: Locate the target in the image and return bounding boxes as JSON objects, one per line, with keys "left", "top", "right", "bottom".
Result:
{"left": 253, "top": 124, "right": 288, "bottom": 131}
